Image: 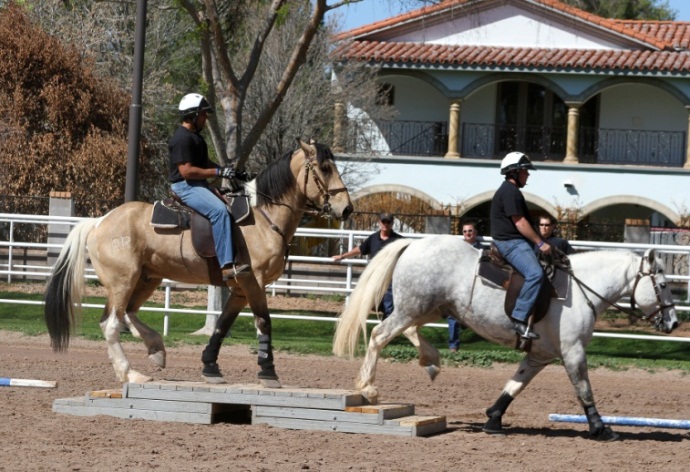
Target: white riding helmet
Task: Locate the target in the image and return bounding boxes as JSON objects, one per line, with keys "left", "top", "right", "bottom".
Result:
{"left": 500, "top": 151, "right": 535, "bottom": 175}
{"left": 178, "top": 93, "right": 213, "bottom": 117}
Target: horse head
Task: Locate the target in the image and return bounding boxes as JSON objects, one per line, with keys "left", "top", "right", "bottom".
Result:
{"left": 295, "top": 138, "right": 353, "bottom": 221}
{"left": 631, "top": 249, "right": 678, "bottom": 333}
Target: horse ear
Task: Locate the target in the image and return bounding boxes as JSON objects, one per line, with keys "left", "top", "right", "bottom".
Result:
{"left": 644, "top": 248, "right": 656, "bottom": 268}
{"left": 297, "top": 138, "right": 313, "bottom": 156}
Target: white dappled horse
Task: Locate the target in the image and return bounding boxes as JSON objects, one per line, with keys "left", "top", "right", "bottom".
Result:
{"left": 333, "top": 235, "right": 678, "bottom": 441}
{"left": 44, "top": 140, "right": 352, "bottom": 386}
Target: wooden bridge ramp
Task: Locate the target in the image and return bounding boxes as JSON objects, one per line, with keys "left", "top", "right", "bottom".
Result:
{"left": 53, "top": 380, "right": 446, "bottom": 437}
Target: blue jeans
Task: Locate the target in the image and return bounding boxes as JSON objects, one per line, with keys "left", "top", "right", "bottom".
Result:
{"left": 493, "top": 238, "right": 544, "bottom": 323}
{"left": 379, "top": 283, "right": 394, "bottom": 319}
{"left": 447, "top": 317, "right": 461, "bottom": 349}
{"left": 171, "top": 180, "right": 235, "bottom": 268}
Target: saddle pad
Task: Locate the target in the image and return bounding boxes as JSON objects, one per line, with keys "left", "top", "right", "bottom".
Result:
{"left": 477, "top": 262, "right": 569, "bottom": 299}
{"left": 150, "top": 200, "right": 189, "bottom": 229}
{"left": 228, "top": 194, "right": 251, "bottom": 223}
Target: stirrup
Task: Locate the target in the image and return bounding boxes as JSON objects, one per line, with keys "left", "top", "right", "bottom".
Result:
{"left": 222, "top": 263, "right": 250, "bottom": 280}
{"left": 511, "top": 321, "right": 540, "bottom": 340}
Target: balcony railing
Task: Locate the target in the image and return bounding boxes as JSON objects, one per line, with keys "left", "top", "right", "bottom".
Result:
{"left": 346, "top": 119, "right": 447, "bottom": 157}
{"left": 462, "top": 123, "right": 686, "bottom": 166}
{"left": 343, "top": 119, "right": 686, "bottom": 167}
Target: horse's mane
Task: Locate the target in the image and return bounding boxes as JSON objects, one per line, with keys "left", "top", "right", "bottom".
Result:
{"left": 255, "top": 142, "right": 334, "bottom": 207}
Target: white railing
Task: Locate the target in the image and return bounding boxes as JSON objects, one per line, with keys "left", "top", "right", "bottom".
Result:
{"left": 1, "top": 212, "right": 689, "bottom": 343}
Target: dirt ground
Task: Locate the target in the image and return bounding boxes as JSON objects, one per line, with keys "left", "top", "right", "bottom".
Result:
{"left": 1, "top": 324, "right": 689, "bottom": 472}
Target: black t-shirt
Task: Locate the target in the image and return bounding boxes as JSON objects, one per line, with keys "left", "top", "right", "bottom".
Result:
{"left": 490, "top": 180, "right": 533, "bottom": 241}
{"left": 546, "top": 236, "right": 573, "bottom": 255}
{"left": 359, "top": 230, "right": 403, "bottom": 258}
{"left": 168, "top": 126, "right": 212, "bottom": 183}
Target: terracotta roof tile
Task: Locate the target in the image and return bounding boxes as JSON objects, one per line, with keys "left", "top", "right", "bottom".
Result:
{"left": 332, "top": 40, "right": 690, "bottom": 73}
{"left": 336, "top": 0, "right": 677, "bottom": 51}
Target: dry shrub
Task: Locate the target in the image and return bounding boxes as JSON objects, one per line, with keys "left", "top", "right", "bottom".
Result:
{"left": 0, "top": 2, "right": 156, "bottom": 216}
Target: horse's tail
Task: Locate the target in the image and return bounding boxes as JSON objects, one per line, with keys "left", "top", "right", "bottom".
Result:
{"left": 44, "top": 218, "right": 99, "bottom": 352}
{"left": 333, "top": 238, "right": 414, "bottom": 358}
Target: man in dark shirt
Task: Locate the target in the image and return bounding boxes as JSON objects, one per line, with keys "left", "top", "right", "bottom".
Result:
{"left": 168, "top": 93, "right": 249, "bottom": 280}
{"left": 537, "top": 215, "right": 573, "bottom": 255}
{"left": 490, "top": 152, "right": 550, "bottom": 339}
{"left": 448, "top": 221, "right": 483, "bottom": 352}
{"left": 333, "top": 212, "right": 403, "bottom": 318}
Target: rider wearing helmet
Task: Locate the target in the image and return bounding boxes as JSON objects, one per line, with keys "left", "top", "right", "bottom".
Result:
{"left": 490, "top": 152, "right": 551, "bottom": 339}
{"left": 168, "top": 93, "right": 248, "bottom": 280}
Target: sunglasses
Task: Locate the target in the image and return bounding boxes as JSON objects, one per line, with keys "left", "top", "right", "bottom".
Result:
{"left": 381, "top": 220, "right": 392, "bottom": 224}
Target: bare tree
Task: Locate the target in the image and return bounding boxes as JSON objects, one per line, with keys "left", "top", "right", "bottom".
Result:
{"left": 177, "top": 0, "right": 382, "bottom": 169}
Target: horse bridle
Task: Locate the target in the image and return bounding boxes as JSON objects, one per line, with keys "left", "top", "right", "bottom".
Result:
{"left": 302, "top": 156, "right": 348, "bottom": 217}
{"left": 560, "top": 255, "right": 675, "bottom": 329}
{"left": 629, "top": 256, "right": 676, "bottom": 329}
{"left": 255, "top": 150, "right": 348, "bottom": 261}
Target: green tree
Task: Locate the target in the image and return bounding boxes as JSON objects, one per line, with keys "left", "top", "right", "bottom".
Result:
{"left": 560, "top": 0, "right": 675, "bottom": 20}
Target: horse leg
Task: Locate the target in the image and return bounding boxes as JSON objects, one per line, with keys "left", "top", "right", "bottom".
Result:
{"left": 357, "top": 315, "right": 413, "bottom": 404}
{"left": 242, "top": 281, "right": 280, "bottom": 386}
{"left": 99, "top": 300, "right": 151, "bottom": 384}
{"left": 200, "top": 290, "right": 247, "bottom": 384}
{"left": 562, "top": 347, "right": 619, "bottom": 441}
{"left": 483, "top": 356, "right": 548, "bottom": 435}
{"left": 122, "top": 277, "right": 166, "bottom": 368}
{"left": 402, "top": 326, "right": 441, "bottom": 381}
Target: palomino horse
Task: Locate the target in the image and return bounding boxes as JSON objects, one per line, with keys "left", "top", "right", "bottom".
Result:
{"left": 333, "top": 236, "right": 678, "bottom": 440}
{"left": 45, "top": 139, "right": 352, "bottom": 385}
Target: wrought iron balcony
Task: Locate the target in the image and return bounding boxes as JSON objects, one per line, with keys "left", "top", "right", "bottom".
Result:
{"left": 343, "top": 119, "right": 686, "bottom": 167}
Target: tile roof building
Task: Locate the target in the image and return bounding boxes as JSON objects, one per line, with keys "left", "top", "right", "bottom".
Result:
{"left": 329, "top": 0, "right": 690, "bottom": 233}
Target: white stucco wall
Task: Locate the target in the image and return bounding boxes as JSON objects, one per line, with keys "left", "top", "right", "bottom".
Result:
{"left": 599, "top": 84, "right": 688, "bottom": 132}
{"left": 462, "top": 83, "right": 496, "bottom": 124}
{"left": 384, "top": 76, "right": 448, "bottom": 121}
{"left": 391, "top": 4, "right": 627, "bottom": 50}
{"left": 338, "top": 156, "right": 690, "bottom": 224}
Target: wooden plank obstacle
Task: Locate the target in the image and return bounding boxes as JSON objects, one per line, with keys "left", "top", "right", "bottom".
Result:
{"left": 53, "top": 381, "right": 446, "bottom": 437}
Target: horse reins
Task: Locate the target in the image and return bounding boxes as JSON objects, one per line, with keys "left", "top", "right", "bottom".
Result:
{"left": 254, "top": 151, "right": 348, "bottom": 262}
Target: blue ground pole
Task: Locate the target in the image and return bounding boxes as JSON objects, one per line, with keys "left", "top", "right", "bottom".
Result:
{"left": 549, "top": 413, "right": 690, "bottom": 430}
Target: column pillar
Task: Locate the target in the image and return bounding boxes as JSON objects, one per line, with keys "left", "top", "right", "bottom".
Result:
{"left": 684, "top": 106, "right": 690, "bottom": 169}
{"left": 564, "top": 102, "right": 581, "bottom": 164}
{"left": 332, "top": 101, "right": 346, "bottom": 153}
{"left": 444, "top": 100, "right": 462, "bottom": 159}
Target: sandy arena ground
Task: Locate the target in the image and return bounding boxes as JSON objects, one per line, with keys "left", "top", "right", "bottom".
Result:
{"left": 1, "top": 322, "right": 689, "bottom": 472}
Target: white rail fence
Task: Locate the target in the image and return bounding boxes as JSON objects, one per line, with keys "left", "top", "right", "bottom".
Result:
{"left": 1, "top": 212, "right": 689, "bottom": 344}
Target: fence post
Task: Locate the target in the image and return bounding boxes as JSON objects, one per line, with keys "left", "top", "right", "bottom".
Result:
{"left": 47, "top": 191, "right": 75, "bottom": 268}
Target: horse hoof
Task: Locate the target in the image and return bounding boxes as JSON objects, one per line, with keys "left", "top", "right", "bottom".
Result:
{"left": 425, "top": 364, "right": 440, "bottom": 381}
{"left": 127, "top": 370, "right": 152, "bottom": 384}
{"left": 148, "top": 351, "right": 166, "bottom": 368}
{"left": 258, "top": 368, "right": 279, "bottom": 381}
{"left": 260, "top": 378, "right": 282, "bottom": 388}
{"left": 202, "top": 362, "right": 226, "bottom": 384}
{"left": 360, "top": 386, "right": 379, "bottom": 404}
{"left": 482, "top": 417, "right": 504, "bottom": 435}
{"left": 203, "top": 375, "right": 227, "bottom": 384}
{"left": 592, "top": 426, "right": 619, "bottom": 442}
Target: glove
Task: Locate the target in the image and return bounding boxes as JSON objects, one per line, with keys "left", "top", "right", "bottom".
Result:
{"left": 218, "top": 167, "right": 236, "bottom": 179}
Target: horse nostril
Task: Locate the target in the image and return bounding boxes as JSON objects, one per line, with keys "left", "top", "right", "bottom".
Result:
{"left": 342, "top": 205, "right": 353, "bottom": 220}
{"left": 671, "top": 321, "right": 678, "bottom": 330}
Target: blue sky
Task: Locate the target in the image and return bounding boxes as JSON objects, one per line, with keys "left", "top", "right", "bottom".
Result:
{"left": 336, "top": 0, "right": 690, "bottom": 32}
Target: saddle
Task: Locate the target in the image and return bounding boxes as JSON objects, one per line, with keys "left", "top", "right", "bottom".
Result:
{"left": 149, "top": 187, "right": 251, "bottom": 286}
{"left": 477, "top": 244, "right": 570, "bottom": 326}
